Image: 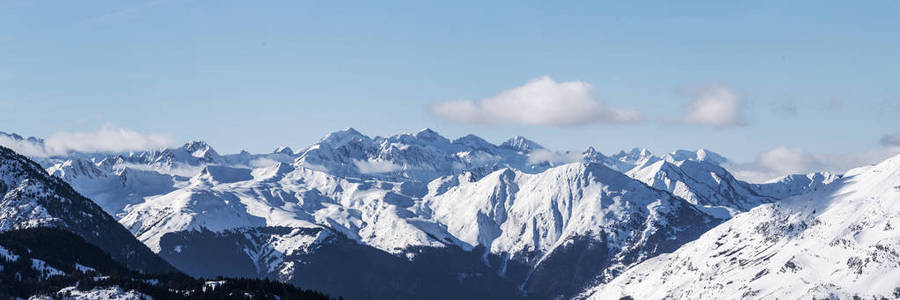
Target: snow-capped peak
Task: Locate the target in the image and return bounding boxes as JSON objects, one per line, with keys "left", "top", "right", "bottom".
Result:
{"left": 500, "top": 136, "right": 544, "bottom": 152}
{"left": 320, "top": 127, "right": 370, "bottom": 146}
{"left": 414, "top": 128, "right": 450, "bottom": 144}
{"left": 581, "top": 146, "right": 606, "bottom": 161}
{"left": 452, "top": 134, "right": 495, "bottom": 150}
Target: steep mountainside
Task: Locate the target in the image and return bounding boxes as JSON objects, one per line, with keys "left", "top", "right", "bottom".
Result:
{"left": 582, "top": 154, "right": 900, "bottom": 300}
{"left": 0, "top": 146, "right": 175, "bottom": 274}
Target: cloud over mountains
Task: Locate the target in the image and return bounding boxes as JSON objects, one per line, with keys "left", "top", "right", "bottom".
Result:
{"left": 0, "top": 126, "right": 172, "bottom": 157}
{"left": 429, "top": 76, "right": 644, "bottom": 126}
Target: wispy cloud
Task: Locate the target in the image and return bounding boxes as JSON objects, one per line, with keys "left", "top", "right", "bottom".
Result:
{"left": 0, "top": 134, "right": 47, "bottom": 157}
{"left": 353, "top": 159, "right": 402, "bottom": 174}
{"left": 0, "top": 126, "right": 173, "bottom": 157}
{"left": 430, "top": 76, "right": 644, "bottom": 126}
{"left": 45, "top": 127, "right": 172, "bottom": 154}
{"left": 680, "top": 85, "right": 746, "bottom": 128}
{"left": 881, "top": 131, "right": 900, "bottom": 147}
{"left": 526, "top": 149, "right": 581, "bottom": 165}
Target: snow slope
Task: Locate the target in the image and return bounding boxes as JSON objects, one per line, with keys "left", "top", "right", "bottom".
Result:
{"left": 582, "top": 153, "right": 900, "bottom": 300}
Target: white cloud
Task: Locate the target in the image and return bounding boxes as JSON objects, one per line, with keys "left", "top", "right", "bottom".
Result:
{"left": 248, "top": 158, "right": 281, "bottom": 169}
{"left": 430, "top": 76, "right": 643, "bottom": 126}
{"left": 0, "top": 127, "right": 173, "bottom": 157}
{"left": 353, "top": 159, "right": 402, "bottom": 174}
{"left": 881, "top": 132, "right": 900, "bottom": 147}
{"left": 526, "top": 149, "right": 582, "bottom": 165}
{"left": 0, "top": 135, "right": 47, "bottom": 157}
{"left": 45, "top": 127, "right": 172, "bottom": 154}
{"left": 681, "top": 86, "right": 745, "bottom": 127}
{"left": 757, "top": 146, "right": 824, "bottom": 174}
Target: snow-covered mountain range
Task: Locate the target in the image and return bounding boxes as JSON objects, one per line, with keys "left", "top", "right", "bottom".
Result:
{"left": 0, "top": 128, "right": 867, "bottom": 299}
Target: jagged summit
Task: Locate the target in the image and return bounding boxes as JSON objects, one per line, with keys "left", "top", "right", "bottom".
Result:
{"left": 182, "top": 140, "right": 218, "bottom": 159}
{"left": 581, "top": 146, "right": 607, "bottom": 162}
{"left": 612, "top": 147, "right": 652, "bottom": 160}
{"left": 500, "top": 136, "right": 544, "bottom": 152}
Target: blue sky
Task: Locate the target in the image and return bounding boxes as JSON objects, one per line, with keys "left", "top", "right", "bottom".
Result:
{"left": 1, "top": 1, "right": 898, "bottom": 179}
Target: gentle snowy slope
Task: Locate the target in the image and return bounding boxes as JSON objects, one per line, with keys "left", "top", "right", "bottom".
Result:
{"left": 582, "top": 153, "right": 900, "bottom": 300}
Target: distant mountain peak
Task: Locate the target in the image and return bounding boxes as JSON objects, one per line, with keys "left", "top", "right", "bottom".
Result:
{"left": 412, "top": 128, "right": 451, "bottom": 144}
{"left": 614, "top": 147, "right": 652, "bottom": 158}
{"left": 500, "top": 136, "right": 544, "bottom": 152}
{"left": 181, "top": 140, "right": 219, "bottom": 160}
{"left": 582, "top": 146, "right": 607, "bottom": 162}
{"left": 183, "top": 140, "right": 209, "bottom": 149}
{"left": 0, "top": 131, "right": 44, "bottom": 144}
{"left": 273, "top": 146, "right": 294, "bottom": 155}
{"left": 452, "top": 134, "right": 493, "bottom": 149}
{"left": 320, "top": 128, "right": 371, "bottom": 145}
{"left": 414, "top": 128, "right": 440, "bottom": 137}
